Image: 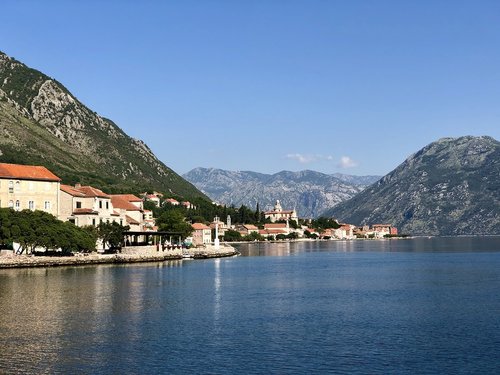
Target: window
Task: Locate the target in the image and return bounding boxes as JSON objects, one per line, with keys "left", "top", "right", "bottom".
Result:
{"left": 76, "top": 201, "right": 82, "bottom": 209}
{"left": 15, "top": 200, "right": 20, "bottom": 211}
{"left": 44, "top": 201, "right": 51, "bottom": 211}
{"left": 8, "top": 181, "right": 13, "bottom": 193}
{"left": 99, "top": 201, "right": 102, "bottom": 209}
{"left": 15, "top": 181, "right": 20, "bottom": 192}
{"left": 28, "top": 201, "right": 35, "bottom": 210}
{"left": 8, "top": 200, "right": 13, "bottom": 208}
{"left": 92, "top": 219, "right": 96, "bottom": 226}
{"left": 106, "top": 201, "right": 109, "bottom": 210}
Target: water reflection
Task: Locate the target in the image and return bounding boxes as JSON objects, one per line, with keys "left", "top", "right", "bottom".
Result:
{"left": 234, "top": 237, "right": 500, "bottom": 256}
{"left": 1, "top": 238, "right": 500, "bottom": 374}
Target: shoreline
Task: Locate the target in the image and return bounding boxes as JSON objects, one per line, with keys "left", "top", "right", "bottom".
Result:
{"left": 0, "top": 245, "right": 239, "bottom": 269}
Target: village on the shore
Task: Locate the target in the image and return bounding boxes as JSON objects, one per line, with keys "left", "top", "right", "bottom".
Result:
{"left": 0, "top": 162, "right": 399, "bottom": 257}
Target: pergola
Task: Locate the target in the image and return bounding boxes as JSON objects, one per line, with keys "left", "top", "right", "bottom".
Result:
{"left": 123, "top": 231, "right": 184, "bottom": 248}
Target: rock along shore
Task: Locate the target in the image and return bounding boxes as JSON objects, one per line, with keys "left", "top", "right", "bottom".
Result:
{"left": 0, "top": 244, "right": 239, "bottom": 269}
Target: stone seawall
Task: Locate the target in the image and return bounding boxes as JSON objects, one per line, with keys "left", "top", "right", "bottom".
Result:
{"left": 0, "top": 244, "right": 239, "bottom": 269}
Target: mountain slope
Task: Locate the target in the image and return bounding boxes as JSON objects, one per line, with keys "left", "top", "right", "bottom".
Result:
{"left": 183, "top": 168, "right": 380, "bottom": 218}
{"left": 324, "top": 136, "right": 500, "bottom": 235}
{"left": 0, "top": 51, "right": 205, "bottom": 198}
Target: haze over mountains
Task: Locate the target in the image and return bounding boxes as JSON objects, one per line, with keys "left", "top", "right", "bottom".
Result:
{"left": 325, "top": 136, "right": 500, "bottom": 236}
{"left": 0, "top": 51, "right": 204, "bottom": 198}
{"left": 183, "top": 168, "right": 380, "bottom": 217}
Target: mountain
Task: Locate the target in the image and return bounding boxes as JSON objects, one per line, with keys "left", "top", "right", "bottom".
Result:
{"left": 0, "top": 51, "right": 205, "bottom": 198}
{"left": 332, "top": 173, "right": 381, "bottom": 186}
{"left": 183, "top": 168, "right": 380, "bottom": 218}
{"left": 323, "top": 136, "right": 500, "bottom": 235}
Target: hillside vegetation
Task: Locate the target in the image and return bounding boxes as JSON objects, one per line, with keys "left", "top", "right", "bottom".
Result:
{"left": 324, "top": 136, "right": 500, "bottom": 235}
{"left": 0, "top": 51, "right": 205, "bottom": 198}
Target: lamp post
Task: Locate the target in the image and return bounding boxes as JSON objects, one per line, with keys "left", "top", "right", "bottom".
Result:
{"left": 214, "top": 216, "right": 220, "bottom": 249}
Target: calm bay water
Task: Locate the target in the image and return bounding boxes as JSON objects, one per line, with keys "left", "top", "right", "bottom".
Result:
{"left": 1, "top": 237, "right": 500, "bottom": 374}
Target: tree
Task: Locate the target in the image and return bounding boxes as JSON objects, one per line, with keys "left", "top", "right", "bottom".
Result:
{"left": 244, "top": 231, "right": 264, "bottom": 242}
{"left": 97, "top": 222, "right": 130, "bottom": 250}
{"left": 0, "top": 208, "right": 97, "bottom": 254}
{"left": 156, "top": 210, "right": 193, "bottom": 239}
{"left": 223, "top": 229, "right": 242, "bottom": 242}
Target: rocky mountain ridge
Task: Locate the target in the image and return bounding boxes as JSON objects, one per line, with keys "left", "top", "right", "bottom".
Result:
{"left": 183, "top": 168, "right": 380, "bottom": 218}
{"left": 0, "top": 51, "right": 204, "bottom": 198}
{"left": 324, "top": 136, "right": 500, "bottom": 235}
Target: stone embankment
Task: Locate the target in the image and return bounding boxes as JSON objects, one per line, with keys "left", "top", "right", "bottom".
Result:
{"left": 0, "top": 244, "right": 239, "bottom": 269}
{"left": 188, "top": 244, "right": 240, "bottom": 259}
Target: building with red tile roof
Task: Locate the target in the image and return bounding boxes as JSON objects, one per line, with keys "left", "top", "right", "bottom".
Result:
{"left": 0, "top": 163, "right": 61, "bottom": 182}
{"left": 109, "top": 194, "right": 144, "bottom": 230}
{"left": 191, "top": 223, "right": 212, "bottom": 245}
{"left": 264, "top": 200, "right": 298, "bottom": 223}
{"left": 0, "top": 162, "right": 60, "bottom": 216}
{"left": 60, "top": 184, "right": 120, "bottom": 227}
{"left": 165, "top": 198, "right": 179, "bottom": 205}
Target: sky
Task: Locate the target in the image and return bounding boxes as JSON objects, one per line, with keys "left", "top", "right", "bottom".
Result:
{"left": 1, "top": 0, "right": 499, "bottom": 177}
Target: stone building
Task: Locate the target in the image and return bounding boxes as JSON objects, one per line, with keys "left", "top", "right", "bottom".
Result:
{"left": 0, "top": 162, "right": 61, "bottom": 217}
{"left": 264, "top": 200, "right": 298, "bottom": 223}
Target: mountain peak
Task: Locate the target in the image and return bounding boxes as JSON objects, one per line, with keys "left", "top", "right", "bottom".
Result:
{"left": 325, "top": 135, "right": 500, "bottom": 235}
{"left": 184, "top": 168, "right": 381, "bottom": 217}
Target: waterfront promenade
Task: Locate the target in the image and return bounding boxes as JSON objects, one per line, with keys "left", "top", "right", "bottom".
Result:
{"left": 0, "top": 244, "right": 238, "bottom": 269}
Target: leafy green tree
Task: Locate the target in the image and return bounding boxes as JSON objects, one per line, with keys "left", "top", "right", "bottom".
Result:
{"left": 0, "top": 208, "right": 97, "bottom": 254}
{"left": 223, "top": 229, "right": 242, "bottom": 242}
{"left": 310, "top": 217, "right": 340, "bottom": 231}
{"left": 244, "top": 231, "right": 264, "bottom": 242}
{"left": 97, "top": 222, "right": 130, "bottom": 249}
{"left": 156, "top": 210, "right": 193, "bottom": 239}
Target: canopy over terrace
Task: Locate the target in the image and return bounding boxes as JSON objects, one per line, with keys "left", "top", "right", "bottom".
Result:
{"left": 123, "top": 231, "right": 184, "bottom": 247}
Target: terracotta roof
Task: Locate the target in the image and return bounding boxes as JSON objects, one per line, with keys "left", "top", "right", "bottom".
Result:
{"left": 264, "top": 223, "right": 287, "bottom": 229}
{"left": 125, "top": 215, "right": 140, "bottom": 225}
{"left": 111, "top": 211, "right": 121, "bottom": 217}
{"left": 61, "top": 184, "right": 86, "bottom": 197}
{"left": 113, "top": 194, "right": 143, "bottom": 203}
{"left": 243, "top": 224, "right": 259, "bottom": 230}
{"left": 260, "top": 229, "right": 287, "bottom": 235}
{"left": 61, "top": 184, "right": 110, "bottom": 198}
{"left": 77, "top": 186, "right": 110, "bottom": 198}
{"left": 0, "top": 163, "right": 61, "bottom": 182}
{"left": 192, "top": 223, "right": 210, "bottom": 230}
{"left": 110, "top": 195, "right": 142, "bottom": 211}
{"left": 73, "top": 208, "right": 98, "bottom": 215}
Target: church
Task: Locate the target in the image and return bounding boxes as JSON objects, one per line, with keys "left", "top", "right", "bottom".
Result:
{"left": 264, "top": 200, "right": 298, "bottom": 223}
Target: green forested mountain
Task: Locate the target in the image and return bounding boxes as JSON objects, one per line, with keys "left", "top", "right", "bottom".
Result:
{"left": 0, "top": 51, "right": 205, "bottom": 198}
{"left": 324, "top": 136, "right": 500, "bottom": 235}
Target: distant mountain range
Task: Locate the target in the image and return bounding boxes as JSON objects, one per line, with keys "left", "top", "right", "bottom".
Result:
{"left": 0, "top": 51, "right": 205, "bottom": 198}
{"left": 183, "top": 168, "right": 381, "bottom": 217}
{"left": 324, "top": 136, "right": 500, "bottom": 236}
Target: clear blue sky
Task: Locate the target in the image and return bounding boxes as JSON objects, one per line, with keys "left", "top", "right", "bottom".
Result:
{"left": 1, "top": 0, "right": 499, "bottom": 176}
